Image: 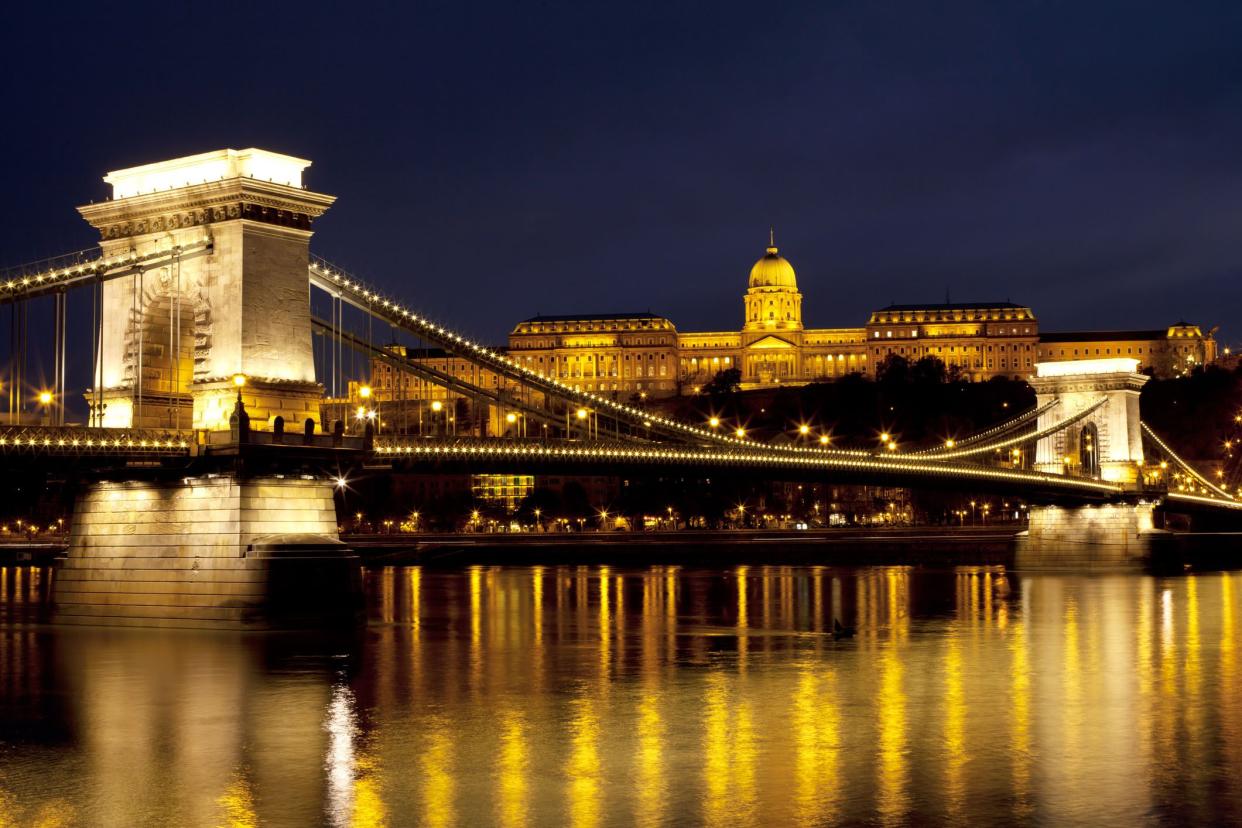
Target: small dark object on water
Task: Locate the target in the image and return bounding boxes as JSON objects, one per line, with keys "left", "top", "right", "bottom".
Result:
{"left": 833, "top": 619, "right": 855, "bottom": 640}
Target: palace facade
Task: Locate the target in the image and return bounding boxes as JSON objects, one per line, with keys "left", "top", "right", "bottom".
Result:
{"left": 507, "top": 236, "right": 1045, "bottom": 397}
{"left": 346, "top": 236, "right": 1219, "bottom": 426}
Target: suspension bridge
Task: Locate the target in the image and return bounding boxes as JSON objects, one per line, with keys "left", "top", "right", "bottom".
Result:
{"left": 0, "top": 148, "right": 1235, "bottom": 627}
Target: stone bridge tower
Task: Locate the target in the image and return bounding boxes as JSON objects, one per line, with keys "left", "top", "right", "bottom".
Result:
{"left": 77, "top": 149, "right": 334, "bottom": 430}
{"left": 1030, "top": 358, "right": 1148, "bottom": 483}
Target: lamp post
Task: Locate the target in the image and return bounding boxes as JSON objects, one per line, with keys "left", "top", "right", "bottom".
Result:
{"left": 229, "top": 374, "right": 249, "bottom": 443}
{"left": 431, "top": 399, "right": 443, "bottom": 436}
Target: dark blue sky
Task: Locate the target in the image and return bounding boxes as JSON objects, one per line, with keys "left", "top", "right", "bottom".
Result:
{"left": 3, "top": 1, "right": 1241, "bottom": 349}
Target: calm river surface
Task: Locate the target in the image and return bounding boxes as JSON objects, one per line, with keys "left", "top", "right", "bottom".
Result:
{"left": 1, "top": 564, "right": 1241, "bottom": 826}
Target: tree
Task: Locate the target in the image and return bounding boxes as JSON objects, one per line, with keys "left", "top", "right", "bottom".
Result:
{"left": 703, "top": 367, "right": 742, "bottom": 396}
{"left": 876, "top": 354, "right": 910, "bottom": 384}
{"left": 911, "top": 356, "right": 948, "bottom": 385}
{"left": 517, "top": 487, "right": 561, "bottom": 520}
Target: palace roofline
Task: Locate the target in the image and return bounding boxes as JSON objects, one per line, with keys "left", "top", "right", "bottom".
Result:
{"left": 1041, "top": 329, "right": 1189, "bottom": 343}
{"left": 519, "top": 312, "right": 666, "bottom": 323}
{"left": 874, "top": 301, "right": 1028, "bottom": 312}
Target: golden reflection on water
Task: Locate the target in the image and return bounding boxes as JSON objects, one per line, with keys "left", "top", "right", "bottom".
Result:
{"left": 874, "top": 569, "right": 909, "bottom": 825}
{"left": 567, "top": 696, "right": 601, "bottom": 828}
{"left": 420, "top": 719, "right": 456, "bottom": 828}
{"left": 497, "top": 708, "right": 529, "bottom": 828}
{"left": 3, "top": 565, "right": 1242, "bottom": 825}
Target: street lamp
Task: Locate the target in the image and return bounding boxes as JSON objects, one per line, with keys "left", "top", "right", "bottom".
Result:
{"left": 708, "top": 416, "right": 720, "bottom": 429}
{"left": 819, "top": 434, "right": 830, "bottom": 446}
{"left": 431, "top": 399, "right": 444, "bottom": 435}
{"left": 798, "top": 424, "right": 810, "bottom": 437}
{"left": 735, "top": 426, "right": 746, "bottom": 439}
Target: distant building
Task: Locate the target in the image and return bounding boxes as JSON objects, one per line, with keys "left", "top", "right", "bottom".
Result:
{"left": 1037, "top": 324, "right": 1218, "bottom": 378}
{"left": 334, "top": 235, "right": 1220, "bottom": 426}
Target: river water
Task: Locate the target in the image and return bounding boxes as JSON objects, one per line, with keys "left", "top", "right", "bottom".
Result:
{"left": 1, "top": 564, "right": 1240, "bottom": 826}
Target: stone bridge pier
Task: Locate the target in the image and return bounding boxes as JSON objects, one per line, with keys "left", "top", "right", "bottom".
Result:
{"left": 57, "top": 149, "right": 359, "bottom": 627}
{"left": 1018, "top": 358, "right": 1168, "bottom": 569}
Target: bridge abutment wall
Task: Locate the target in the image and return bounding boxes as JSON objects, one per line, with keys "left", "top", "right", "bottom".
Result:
{"left": 55, "top": 475, "right": 360, "bottom": 629}
{"left": 1016, "top": 502, "right": 1170, "bottom": 570}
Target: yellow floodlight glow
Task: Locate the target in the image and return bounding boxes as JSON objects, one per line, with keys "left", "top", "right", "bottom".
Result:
{"left": 577, "top": 408, "right": 589, "bottom": 420}
{"left": 945, "top": 438, "right": 955, "bottom": 448}
{"left": 232, "top": 374, "right": 247, "bottom": 388}
{"left": 431, "top": 400, "right": 443, "bottom": 412}
{"left": 359, "top": 385, "right": 372, "bottom": 399}
{"left": 38, "top": 391, "right": 52, "bottom": 405}
{"left": 798, "top": 424, "right": 810, "bottom": 436}
{"left": 708, "top": 417, "right": 720, "bottom": 428}
{"left": 880, "top": 432, "right": 890, "bottom": 443}
{"left": 506, "top": 412, "right": 518, "bottom": 424}
{"left": 735, "top": 427, "right": 746, "bottom": 439}
{"left": 819, "top": 435, "right": 830, "bottom": 445}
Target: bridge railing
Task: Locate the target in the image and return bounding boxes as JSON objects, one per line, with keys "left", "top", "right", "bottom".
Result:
{"left": 0, "top": 426, "right": 193, "bottom": 455}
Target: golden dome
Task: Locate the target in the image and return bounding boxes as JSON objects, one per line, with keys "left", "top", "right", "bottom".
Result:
{"left": 748, "top": 230, "right": 798, "bottom": 290}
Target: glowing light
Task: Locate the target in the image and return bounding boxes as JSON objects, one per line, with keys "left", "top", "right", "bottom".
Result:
{"left": 232, "top": 374, "right": 247, "bottom": 388}
{"left": 37, "top": 391, "right": 52, "bottom": 405}
{"left": 506, "top": 412, "right": 518, "bottom": 424}
{"left": 736, "top": 427, "right": 746, "bottom": 439}
{"left": 880, "top": 432, "right": 891, "bottom": 443}
{"left": 1034, "top": 358, "right": 1140, "bottom": 377}
{"left": 577, "top": 408, "right": 589, "bottom": 420}
{"left": 819, "top": 435, "right": 830, "bottom": 446}
{"left": 359, "top": 385, "right": 372, "bottom": 399}
{"left": 431, "top": 400, "right": 443, "bottom": 412}
{"left": 945, "top": 439, "right": 955, "bottom": 449}
{"left": 709, "top": 417, "right": 720, "bottom": 428}
{"left": 798, "top": 424, "right": 810, "bottom": 436}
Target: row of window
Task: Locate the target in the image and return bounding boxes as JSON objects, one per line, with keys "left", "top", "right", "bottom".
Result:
{"left": 872, "top": 326, "right": 1034, "bottom": 339}
{"left": 871, "top": 310, "right": 1034, "bottom": 323}
{"left": 514, "top": 336, "right": 675, "bottom": 348}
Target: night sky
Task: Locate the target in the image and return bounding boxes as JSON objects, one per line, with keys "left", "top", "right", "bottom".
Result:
{"left": 2, "top": 1, "right": 1241, "bottom": 351}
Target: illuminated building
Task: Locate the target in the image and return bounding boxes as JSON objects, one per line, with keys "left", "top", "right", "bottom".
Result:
{"left": 1037, "top": 324, "right": 1218, "bottom": 378}
{"left": 513, "top": 234, "right": 1040, "bottom": 394}
{"left": 343, "top": 234, "right": 1220, "bottom": 414}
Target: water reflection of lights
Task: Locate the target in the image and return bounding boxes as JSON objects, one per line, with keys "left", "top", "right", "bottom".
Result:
{"left": 9, "top": 566, "right": 1242, "bottom": 824}
{"left": 324, "top": 684, "right": 358, "bottom": 828}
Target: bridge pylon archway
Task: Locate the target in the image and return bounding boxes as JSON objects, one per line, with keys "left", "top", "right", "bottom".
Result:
{"left": 1030, "top": 358, "right": 1148, "bottom": 483}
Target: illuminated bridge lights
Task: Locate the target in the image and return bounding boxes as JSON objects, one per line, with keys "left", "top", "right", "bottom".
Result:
{"left": 373, "top": 438, "right": 1122, "bottom": 497}
{"left": 0, "top": 427, "right": 191, "bottom": 456}
{"left": 0, "top": 238, "right": 213, "bottom": 302}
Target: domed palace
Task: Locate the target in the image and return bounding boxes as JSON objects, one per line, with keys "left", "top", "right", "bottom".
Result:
{"left": 499, "top": 232, "right": 1217, "bottom": 399}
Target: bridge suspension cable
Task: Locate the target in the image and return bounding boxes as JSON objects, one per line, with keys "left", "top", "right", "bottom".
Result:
{"left": 0, "top": 237, "right": 213, "bottom": 306}
{"left": 309, "top": 256, "right": 798, "bottom": 450}
{"left": 905, "top": 399, "right": 1060, "bottom": 456}
{"left": 902, "top": 397, "right": 1108, "bottom": 461}
{"left": 1142, "top": 421, "right": 1236, "bottom": 501}
{"left": 312, "top": 319, "right": 592, "bottom": 437}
